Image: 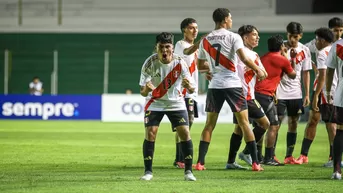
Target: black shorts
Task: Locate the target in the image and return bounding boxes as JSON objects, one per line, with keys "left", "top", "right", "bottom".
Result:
{"left": 205, "top": 88, "right": 247, "bottom": 113}
{"left": 277, "top": 99, "right": 304, "bottom": 117}
{"left": 320, "top": 104, "right": 336, "bottom": 123}
{"left": 144, "top": 110, "right": 189, "bottom": 130}
{"left": 233, "top": 99, "right": 265, "bottom": 124}
{"left": 334, "top": 106, "right": 343, "bottom": 125}
{"left": 185, "top": 98, "right": 199, "bottom": 118}
{"left": 255, "top": 92, "right": 279, "bottom": 126}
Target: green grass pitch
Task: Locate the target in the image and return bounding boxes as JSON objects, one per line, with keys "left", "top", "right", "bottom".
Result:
{"left": 0, "top": 120, "right": 340, "bottom": 192}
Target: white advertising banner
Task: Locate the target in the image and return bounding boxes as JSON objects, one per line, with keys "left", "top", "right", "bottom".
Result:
{"left": 101, "top": 94, "right": 233, "bottom": 123}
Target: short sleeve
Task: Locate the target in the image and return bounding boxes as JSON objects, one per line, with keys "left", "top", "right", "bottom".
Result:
{"left": 233, "top": 34, "right": 244, "bottom": 53}
{"left": 316, "top": 51, "right": 327, "bottom": 70}
{"left": 139, "top": 56, "right": 153, "bottom": 86}
{"left": 29, "top": 82, "right": 34, "bottom": 88}
{"left": 305, "top": 39, "right": 317, "bottom": 53}
{"left": 326, "top": 44, "right": 337, "bottom": 69}
{"left": 302, "top": 47, "right": 312, "bottom": 71}
{"left": 174, "top": 41, "right": 185, "bottom": 56}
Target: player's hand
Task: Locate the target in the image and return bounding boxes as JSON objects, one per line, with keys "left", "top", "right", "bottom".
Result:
{"left": 146, "top": 81, "right": 156, "bottom": 91}
{"left": 312, "top": 95, "right": 319, "bottom": 111}
{"left": 290, "top": 48, "right": 297, "bottom": 59}
{"left": 256, "top": 68, "right": 267, "bottom": 81}
{"left": 281, "top": 45, "right": 288, "bottom": 57}
{"left": 303, "top": 95, "right": 310, "bottom": 107}
{"left": 327, "top": 94, "right": 334, "bottom": 104}
{"left": 182, "top": 78, "right": 191, "bottom": 88}
{"left": 205, "top": 71, "right": 213, "bottom": 81}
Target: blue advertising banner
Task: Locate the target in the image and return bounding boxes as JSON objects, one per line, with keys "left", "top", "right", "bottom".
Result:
{"left": 0, "top": 95, "right": 101, "bottom": 120}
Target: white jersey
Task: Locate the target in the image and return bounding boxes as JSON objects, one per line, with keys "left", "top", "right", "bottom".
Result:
{"left": 29, "top": 82, "right": 43, "bottom": 96}
{"left": 277, "top": 42, "right": 312, "bottom": 99}
{"left": 198, "top": 28, "right": 243, "bottom": 89}
{"left": 326, "top": 39, "right": 343, "bottom": 107}
{"left": 174, "top": 40, "right": 198, "bottom": 99}
{"left": 305, "top": 39, "right": 318, "bottom": 54}
{"left": 237, "top": 46, "right": 264, "bottom": 100}
{"left": 139, "top": 53, "right": 194, "bottom": 111}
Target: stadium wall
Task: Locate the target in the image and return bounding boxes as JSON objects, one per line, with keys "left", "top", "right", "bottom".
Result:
{"left": 0, "top": 32, "right": 316, "bottom": 95}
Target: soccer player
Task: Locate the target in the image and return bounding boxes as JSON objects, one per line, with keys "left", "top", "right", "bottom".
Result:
{"left": 225, "top": 25, "right": 270, "bottom": 169}
{"left": 254, "top": 35, "right": 296, "bottom": 165}
{"left": 295, "top": 28, "right": 336, "bottom": 165}
{"left": 139, "top": 32, "right": 196, "bottom": 181}
{"left": 276, "top": 22, "right": 312, "bottom": 164}
{"left": 195, "top": 8, "right": 267, "bottom": 171}
{"left": 29, "top": 76, "right": 44, "bottom": 96}
{"left": 325, "top": 38, "right": 343, "bottom": 180}
{"left": 172, "top": 18, "right": 199, "bottom": 169}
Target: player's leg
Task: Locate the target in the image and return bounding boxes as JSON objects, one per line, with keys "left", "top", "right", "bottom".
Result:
{"left": 195, "top": 89, "right": 224, "bottom": 170}
{"left": 226, "top": 88, "right": 263, "bottom": 171}
{"left": 331, "top": 106, "right": 343, "bottom": 180}
{"left": 168, "top": 110, "right": 196, "bottom": 181}
{"left": 322, "top": 104, "right": 337, "bottom": 167}
{"left": 141, "top": 111, "right": 164, "bottom": 180}
{"left": 226, "top": 118, "right": 248, "bottom": 170}
{"left": 273, "top": 99, "right": 287, "bottom": 161}
{"left": 239, "top": 100, "right": 270, "bottom": 165}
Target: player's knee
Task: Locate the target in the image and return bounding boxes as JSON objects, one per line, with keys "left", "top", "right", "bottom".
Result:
{"left": 233, "top": 125, "right": 243, "bottom": 136}
{"left": 146, "top": 127, "right": 157, "bottom": 140}
{"left": 177, "top": 126, "right": 190, "bottom": 141}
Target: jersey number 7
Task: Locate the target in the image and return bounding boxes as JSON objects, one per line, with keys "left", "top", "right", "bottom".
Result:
{"left": 212, "top": 43, "right": 222, "bottom": 66}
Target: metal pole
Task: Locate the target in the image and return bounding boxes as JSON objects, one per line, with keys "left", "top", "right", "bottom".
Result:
{"left": 53, "top": 50, "right": 58, "bottom": 94}
{"left": 4, "top": 50, "right": 9, "bottom": 94}
{"left": 51, "top": 73, "right": 55, "bottom": 95}
{"left": 104, "top": 50, "right": 109, "bottom": 93}
{"left": 58, "top": 0, "right": 62, "bottom": 25}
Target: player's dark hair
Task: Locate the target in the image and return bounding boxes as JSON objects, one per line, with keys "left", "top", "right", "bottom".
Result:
{"left": 328, "top": 17, "right": 343, "bottom": 28}
{"left": 286, "top": 22, "right": 303, "bottom": 34}
{"left": 156, "top": 32, "right": 174, "bottom": 44}
{"left": 315, "top": 27, "right": 334, "bottom": 43}
{"left": 212, "top": 8, "right": 230, "bottom": 23}
{"left": 267, "top": 35, "right": 284, "bottom": 52}
{"left": 33, "top": 76, "right": 39, "bottom": 80}
{"left": 238, "top": 25, "right": 259, "bottom": 38}
{"left": 180, "top": 18, "right": 197, "bottom": 33}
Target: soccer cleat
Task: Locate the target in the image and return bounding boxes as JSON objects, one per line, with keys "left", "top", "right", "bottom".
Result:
{"left": 252, "top": 162, "right": 264, "bottom": 171}
{"left": 323, "top": 160, "right": 343, "bottom": 167}
{"left": 184, "top": 170, "right": 196, "bottom": 181}
{"left": 173, "top": 161, "right": 185, "bottom": 169}
{"left": 284, "top": 156, "right": 297, "bottom": 164}
{"left": 225, "top": 162, "right": 249, "bottom": 170}
{"left": 194, "top": 163, "right": 206, "bottom": 171}
{"left": 295, "top": 155, "right": 308, "bottom": 164}
{"left": 263, "top": 158, "right": 285, "bottom": 166}
{"left": 238, "top": 152, "right": 252, "bottom": 166}
{"left": 331, "top": 171, "right": 342, "bottom": 180}
{"left": 140, "top": 171, "right": 153, "bottom": 181}
{"left": 273, "top": 156, "right": 281, "bottom": 164}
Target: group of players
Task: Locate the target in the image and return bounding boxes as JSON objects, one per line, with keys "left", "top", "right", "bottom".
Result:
{"left": 138, "top": 7, "right": 343, "bottom": 181}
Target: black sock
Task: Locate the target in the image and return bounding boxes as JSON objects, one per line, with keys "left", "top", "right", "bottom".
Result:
{"left": 333, "top": 130, "right": 343, "bottom": 173}
{"left": 265, "top": 147, "right": 273, "bottom": 161}
{"left": 257, "top": 144, "right": 263, "bottom": 161}
{"left": 189, "top": 121, "right": 193, "bottom": 130}
{"left": 300, "top": 138, "right": 313, "bottom": 156}
{"left": 272, "top": 133, "right": 279, "bottom": 157}
{"left": 242, "top": 146, "right": 249, "bottom": 154}
{"left": 227, "top": 133, "right": 243, "bottom": 164}
{"left": 329, "top": 144, "right": 333, "bottom": 159}
{"left": 175, "top": 142, "right": 181, "bottom": 162}
{"left": 197, "top": 141, "right": 210, "bottom": 165}
{"left": 246, "top": 140, "right": 259, "bottom": 164}
{"left": 143, "top": 139, "right": 155, "bottom": 172}
{"left": 181, "top": 140, "right": 194, "bottom": 172}
{"left": 286, "top": 132, "right": 297, "bottom": 157}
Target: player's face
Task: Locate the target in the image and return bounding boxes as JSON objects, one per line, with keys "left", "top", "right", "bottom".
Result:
{"left": 184, "top": 23, "right": 198, "bottom": 42}
{"left": 287, "top": 33, "right": 302, "bottom": 48}
{"left": 156, "top": 43, "right": 173, "bottom": 64}
{"left": 331, "top": 27, "right": 343, "bottom": 41}
{"left": 33, "top": 78, "right": 39, "bottom": 84}
{"left": 315, "top": 36, "right": 325, "bottom": 50}
{"left": 244, "top": 29, "right": 259, "bottom": 49}
{"left": 225, "top": 13, "right": 232, "bottom": 29}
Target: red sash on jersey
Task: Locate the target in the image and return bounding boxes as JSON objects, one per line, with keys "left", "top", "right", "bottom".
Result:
{"left": 337, "top": 44, "right": 343, "bottom": 60}
{"left": 203, "top": 38, "right": 236, "bottom": 72}
{"left": 182, "top": 53, "right": 197, "bottom": 96}
{"left": 295, "top": 50, "right": 306, "bottom": 64}
{"left": 144, "top": 63, "right": 182, "bottom": 111}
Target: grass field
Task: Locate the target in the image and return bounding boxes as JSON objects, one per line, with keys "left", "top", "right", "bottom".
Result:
{"left": 0, "top": 120, "right": 339, "bottom": 192}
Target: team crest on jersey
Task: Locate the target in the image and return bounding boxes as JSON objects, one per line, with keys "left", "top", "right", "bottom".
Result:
{"left": 173, "top": 70, "right": 180, "bottom": 78}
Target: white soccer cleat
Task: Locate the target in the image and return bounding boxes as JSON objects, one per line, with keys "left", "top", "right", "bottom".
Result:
{"left": 323, "top": 160, "right": 333, "bottom": 167}
{"left": 225, "top": 162, "right": 249, "bottom": 170}
{"left": 238, "top": 152, "right": 252, "bottom": 166}
{"left": 184, "top": 170, "right": 196, "bottom": 181}
{"left": 140, "top": 171, "right": 153, "bottom": 181}
{"left": 331, "top": 171, "right": 342, "bottom": 180}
